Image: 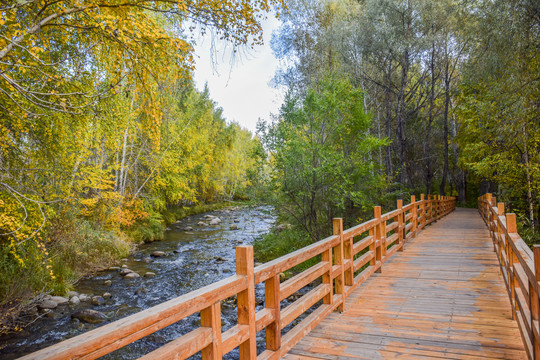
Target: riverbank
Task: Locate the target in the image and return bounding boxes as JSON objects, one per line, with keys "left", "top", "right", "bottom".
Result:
{"left": 0, "top": 201, "right": 249, "bottom": 337}
{"left": 0, "top": 205, "right": 275, "bottom": 359}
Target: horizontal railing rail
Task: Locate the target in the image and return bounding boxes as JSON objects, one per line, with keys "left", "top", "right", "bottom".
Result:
{"left": 479, "top": 194, "right": 540, "bottom": 360}
{"left": 20, "top": 194, "right": 456, "bottom": 360}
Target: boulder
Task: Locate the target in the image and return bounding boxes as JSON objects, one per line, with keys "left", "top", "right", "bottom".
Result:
{"left": 120, "top": 268, "right": 134, "bottom": 276}
{"left": 134, "top": 287, "right": 147, "bottom": 295}
{"left": 276, "top": 224, "right": 292, "bottom": 232}
{"left": 214, "top": 256, "right": 227, "bottom": 263}
{"left": 91, "top": 296, "right": 105, "bottom": 306}
{"left": 104, "top": 280, "right": 112, "bottom": 286}
{"left": 121, "top": 264, "right": 128, "bottom": 269}
{"left": 38, "top": 299, "right": 58, "bottom": 310}
{"left": 151, "top": 251, "right": 165, "bottom": 257}
{"left": 78, "top": 294, "right": 91, "bottom": 302}
{"left": 124, "top": 272, "right": 140, "bottom": 279}
{"left": 233, "top": 219, "right": 240, "bottom": 223}
{"left": 209, "top": 218, "right": 221, "bottom": 225}
{"left": 229, "top": 225, "right": 239, "bottom": 230}
{"left": 50, "top": 296, "right": 69, "bottom": 306}
{"left": 71, "top": 309, "right": 107, "bottom": 324}
{"left": 67, "top": 291, "right": 79, "bottom": 298}
{"left": 143, "top": 272, "right": 156, "bottom": 278}
{"left": 102, "top": 292, "right": 112, "bottom": 299}
{"left": 184, "top": 226, "right": 194, "bottom": 231}
{"left": 109, "top": 266, "right": 120, "bottom": 271}
{"left": 142, "top": 257, "right": 152, "bottom": 263}
{"left": 69, "top": 296, "right": 80, "bottom": 305}
{"left": 197, "top": 221, "right": 206, "bottom": 226}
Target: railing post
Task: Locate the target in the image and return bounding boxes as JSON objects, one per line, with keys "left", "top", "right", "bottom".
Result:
{"left": 322, "top": 246, "right": 333, "bottom": 305}
{"left": 236, "top": 246, "right": 256, "bottom": 359}
{"left": 397, "top": 199, "right": 404, "bottom": 251}
{"left": 485, "top": 193, "right": 492, "bottom": 227}
{"left": 532, "top": 246, "right": 540, "bottom": 359}
{"left": 420, "top": 194, "right": 425, "bottom": 229}
{"left": 506, "top": 213, "right": 518, "bottom": 320}
{"left": 333, "top": 218, "right": 345, "bottom": 311}
{"left": 264, "top": 274, "right": 281, "bottom": 352}
{"left": 201, "top": 302, "right": 223, "bottom": 360}
{"left": 496, "top": 203, "right": 505, "bottom": 254}
{"left": 411, "top": 195, "right": 417, "bottom": 237}
{"left": 427, "top": 194, "right": 432, "bottom": 223}
{"left": 374, "top": 206, "right": 383, "bottom": 273}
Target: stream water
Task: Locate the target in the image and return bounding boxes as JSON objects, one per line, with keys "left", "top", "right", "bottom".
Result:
{"left": 0, "top": 205, "right": 276, "bottom": 359}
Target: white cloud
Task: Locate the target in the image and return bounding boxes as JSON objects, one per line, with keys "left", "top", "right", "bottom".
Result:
{"left": 192, "top": 15, "right": 283, "bottom": 133}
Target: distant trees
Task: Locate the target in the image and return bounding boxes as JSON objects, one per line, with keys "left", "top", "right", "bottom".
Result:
{"left": 269, "top": 0, "right": 540, "bottom": 236}
{"left": 260, "top": 71, "right": 386, "bottom": 240}
{"left": 457, "top": 0, "right": 540, "bottom": 229}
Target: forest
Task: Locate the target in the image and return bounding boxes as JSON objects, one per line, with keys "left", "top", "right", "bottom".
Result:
{"left": 0, "top": 0, "right": 538, "bottom": 334}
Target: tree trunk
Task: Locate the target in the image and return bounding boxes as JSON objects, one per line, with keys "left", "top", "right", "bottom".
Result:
{"left": 424, "top": 41, "right": 436, "bottom": 195}
{"left": 523, "top": 125, "right": 535, "bottom": 230}
{"left": 384, "top": 63, "right": 393, "bottom": 178}
{"left": 439, "top": 59, "right": 450, "bottom": 195}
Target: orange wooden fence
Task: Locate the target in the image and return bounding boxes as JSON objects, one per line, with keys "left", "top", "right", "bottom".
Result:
{"left": 20, "top": 195, "right": 456, "bottom": 360}
{"left": 479, "top": 194, "right": 540, "bottom": 360}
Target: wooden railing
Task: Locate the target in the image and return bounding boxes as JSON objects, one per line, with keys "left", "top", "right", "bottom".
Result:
{"left": 479, "top": 194, "right": 540, "bottom": 360}
{"left": 21, "top": 195, "right": 456, "bottom": 360}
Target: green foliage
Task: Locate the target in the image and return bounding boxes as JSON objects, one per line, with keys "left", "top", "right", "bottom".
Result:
{"left": 260, "top": 71, "right": 387, "bottom": 241}
{"left": 254, "top": 228, "right": 313, "bottom": 263}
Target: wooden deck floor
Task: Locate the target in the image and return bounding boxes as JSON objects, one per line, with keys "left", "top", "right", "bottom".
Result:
{"left": 283, "top": 208, "right": 526, "bottom": 360}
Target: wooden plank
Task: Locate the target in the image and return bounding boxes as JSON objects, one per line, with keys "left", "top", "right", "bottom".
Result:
{"left": 353, "top": 251, "right": 374, "bottom": 272}
{"left": 280, "top": 261, "right": 329, "bottom": 301}
{"left": 255, "top": 308, "right": 275, "bottom": 333}
{"left": 236, "top": 246, "right": 256, "bottom": 360}
{"left": 352, "top": 235, "right": 374, "bottom": 256}
{"left": 201, "top": 302, "right": 222, "bottom": 359}
{"left": 264, "top": 275, "right": 280, "bottom": 351}
{"left": 221, "top": 324, "right": 249, "bottom": 355}
{"left": 281, "top": 284, "right": 331, "bottom": 329}
{"left": 138, "top": 327, "right": 211, "bottom": 360}
{"left": 254, "top": 235, "right": 339, "bottom": 284}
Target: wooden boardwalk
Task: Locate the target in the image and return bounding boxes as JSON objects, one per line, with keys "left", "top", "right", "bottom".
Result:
{"left": 284, "top": 208, "right": 527, "bottom": 360}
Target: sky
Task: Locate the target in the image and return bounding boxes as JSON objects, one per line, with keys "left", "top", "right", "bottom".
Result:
{"left": 192, "top": 15, "right": 284, "bottom": 134}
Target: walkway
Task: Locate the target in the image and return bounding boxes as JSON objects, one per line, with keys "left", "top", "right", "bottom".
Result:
{"left": 284, "top": 208, "right": 526, "bottom": 359}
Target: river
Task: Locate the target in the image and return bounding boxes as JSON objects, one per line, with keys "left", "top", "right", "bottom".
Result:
{"left": 0, "top": 205, "right": 276, "bottom": 359}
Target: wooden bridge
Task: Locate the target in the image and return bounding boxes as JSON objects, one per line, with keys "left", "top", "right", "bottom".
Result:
{"left": 20, "top": 194, "right": 536, "bottom": 359}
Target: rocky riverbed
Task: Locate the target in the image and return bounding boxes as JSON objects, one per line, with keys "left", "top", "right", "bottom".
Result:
{"left": 0, "top": 205, "right": 276, "bottom": 359}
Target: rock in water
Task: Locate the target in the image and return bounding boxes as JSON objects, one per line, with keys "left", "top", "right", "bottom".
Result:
{"left": 120, "top": 268, "right": 134, "bottom": 276}
{"left": 67, "top": 291, "right": 79, "bottom": 298}
{"left": 124, "top": 272, "right": 140, "bottom": 279}
{"left": 78, "top": 294, "right": 91, "bottom": 302}
{"left": 214, "top": 256, "right": 227, "bottom": 263}
{"left": 143, "top": 272, "right": 156, "bottom": 277}
{"left": 38, "top": 299, "right": 58, "bottom": 310}
{"left": 50, "top": 296, "right": 69, "bottom": 306}
{"left": 91, "top": 296, "right": 105, "bottom": 306}
{"left": 229, "top": 225, "right": 239, "bottom": 230}
{"left": 69, "top": 296, "right": 80, "bottom": 305}
{"left": 209, "top": 217, "right": 221, "bottom": 225}
{"left": 151, "top": 251, "right": 165, "bottom": 257}
{"left": 184, "top": 226, "right": 194, "bottom": 231}
{"left": 71, "top": 309, "right": 107, "bottom": 324}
